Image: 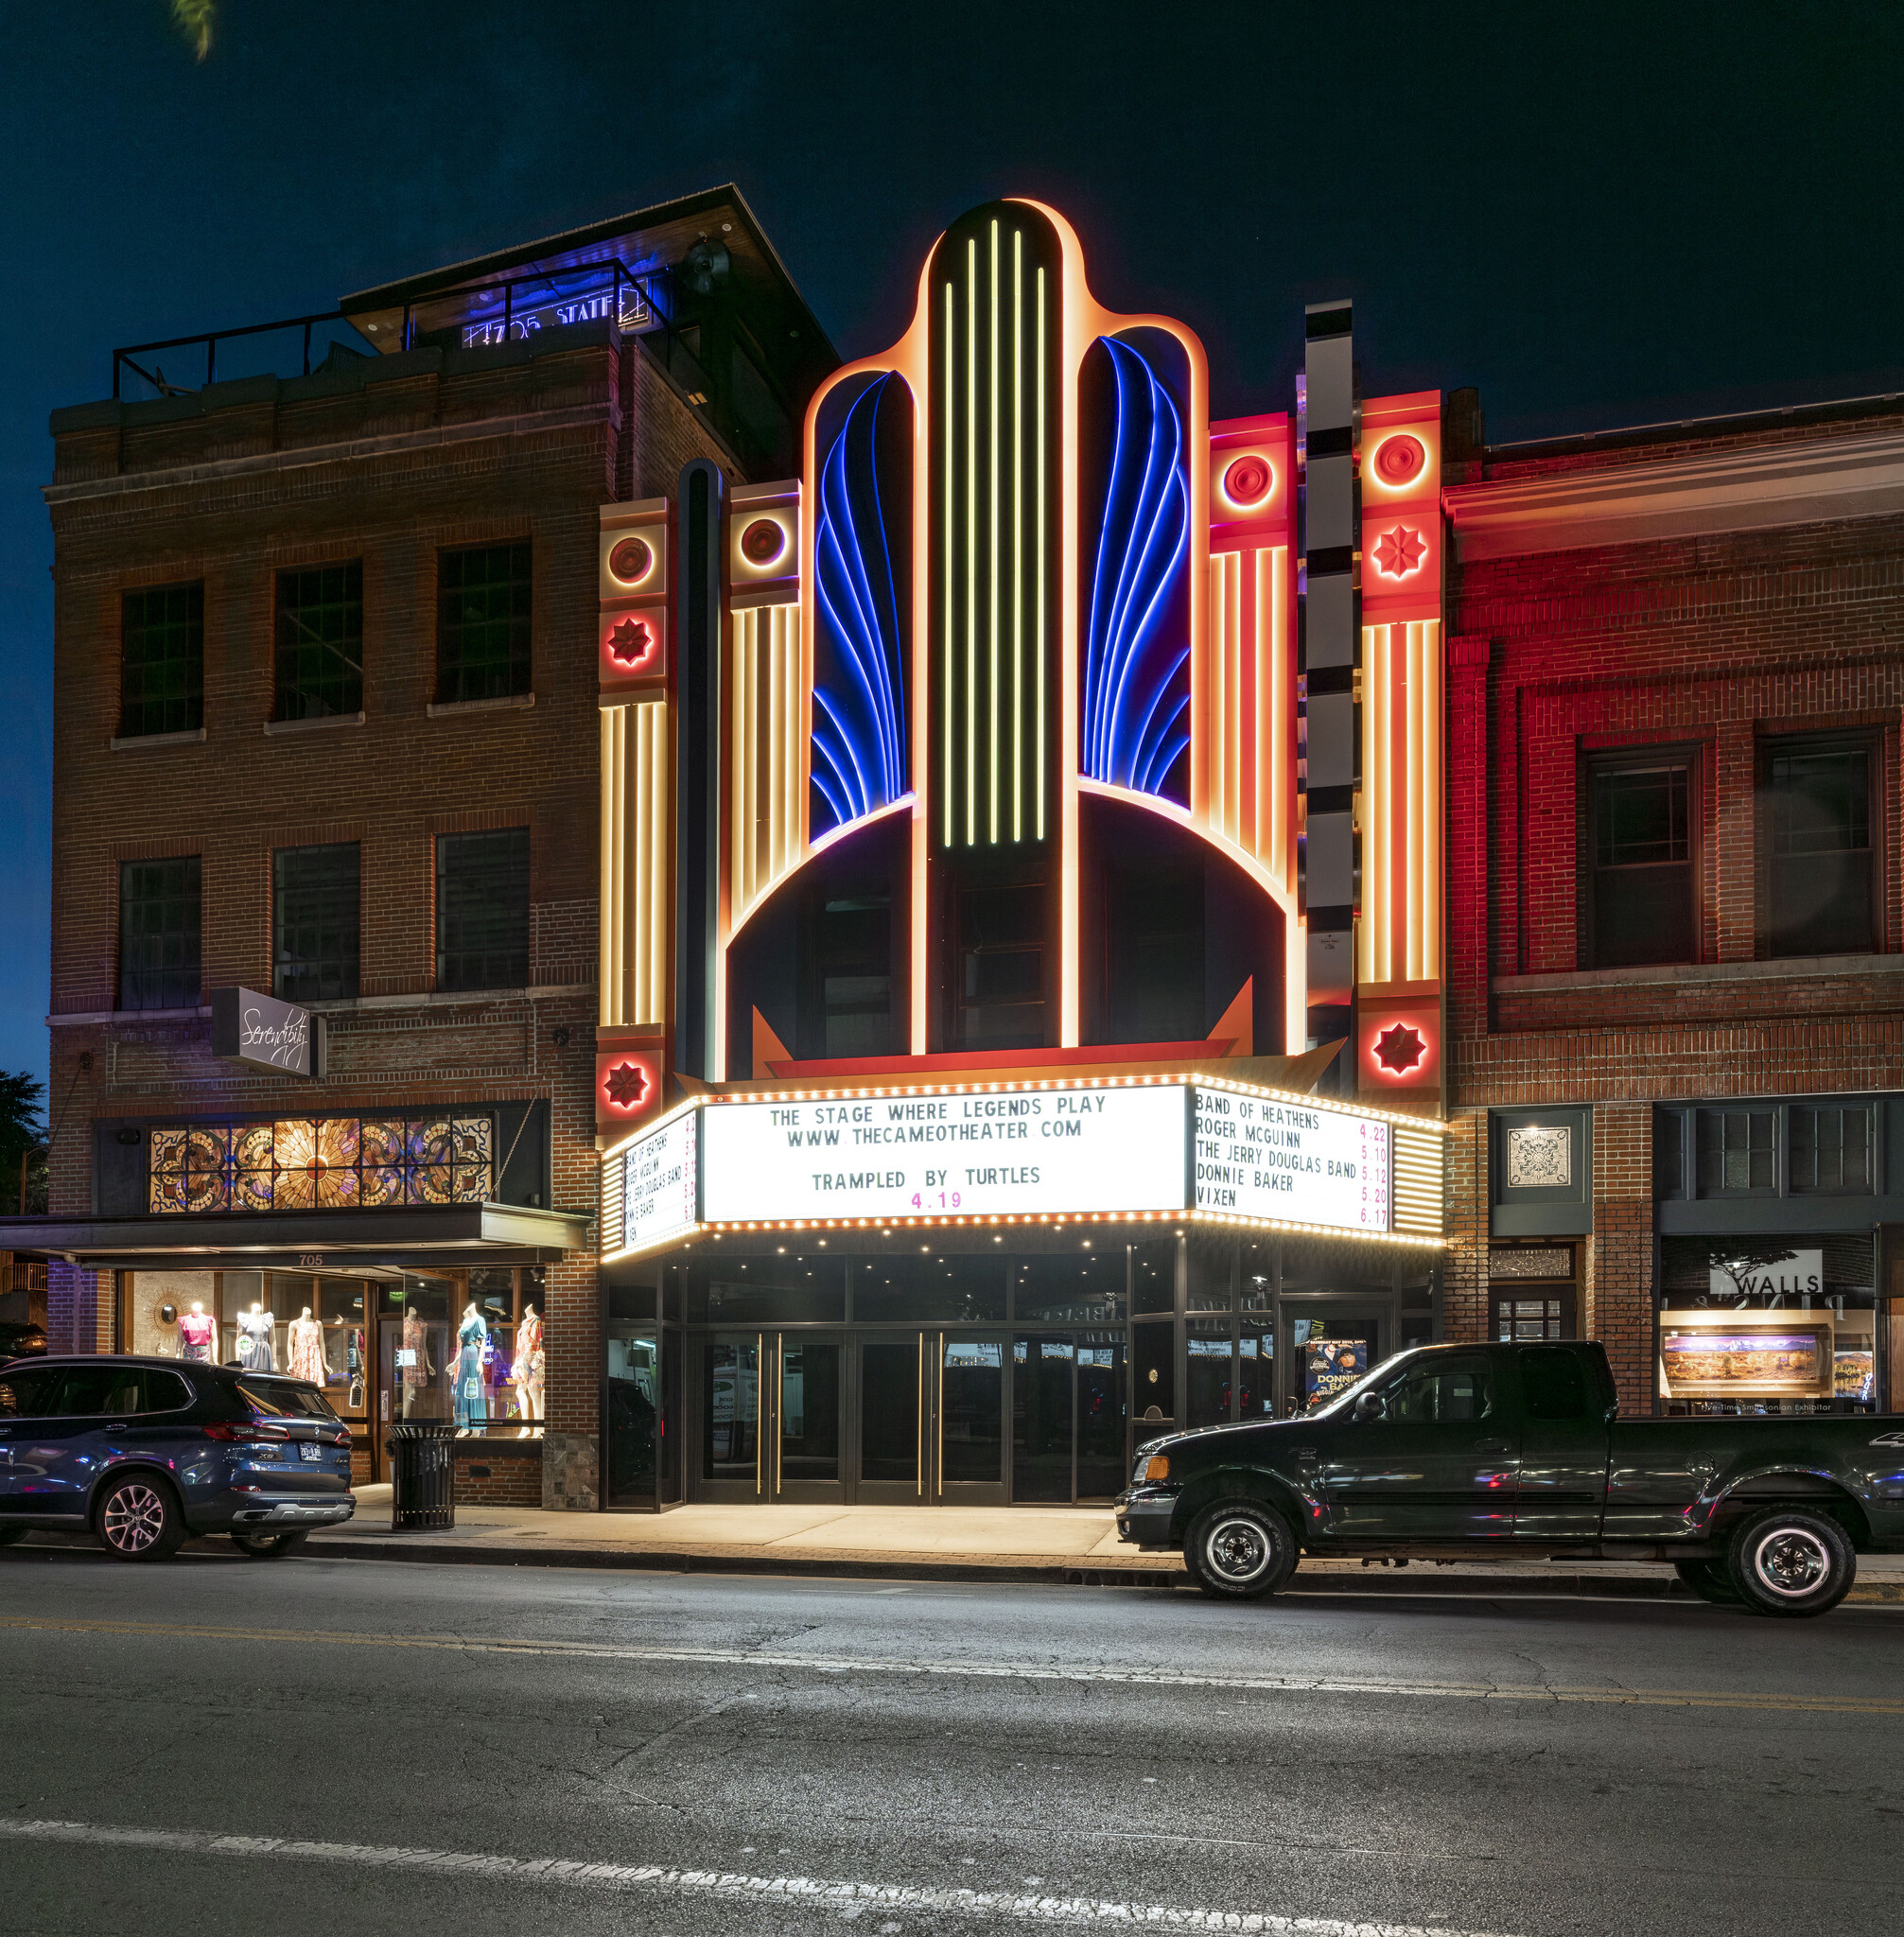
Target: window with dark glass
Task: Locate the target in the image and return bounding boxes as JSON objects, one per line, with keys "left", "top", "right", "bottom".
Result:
{"left": 435, "top": 828, "right": 530, "bottom": 991}
{"left": 954, "top": 881, "right": 1045, "bottom": 1049}
{"left": 274, "top": 563, "right": 363, "bottom": 721}
{"left": 1760, "top": 736, "right": 1878, "bottom": 958}
{"left": 272, "top": 843, "right": 360, "bottom": 1003}
{"left": 1788, "top": 1105, "right": 1873, "bottom": 1195}
{"left": 812, "top": 889, "right": 892, "bottom": 1057}
{"left": 119, "top": 582, "right": 203, "bottom": 738}
{"left": 1581, "top": 753, "right": 1697, "bottom": 968}
{"left": 118, "top": 856, "right": 201, "bottom": 1011}
{"left": 1695, "top": 1107, "right": 1776, "bottom": 1196}
{"left": 437, "top": 542, "right": 532, "bottom": 704}
{"left": 1105, "top": 858, "right": 1204, "bottom": 1041}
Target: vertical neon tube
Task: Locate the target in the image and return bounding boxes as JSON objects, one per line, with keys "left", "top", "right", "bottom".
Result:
{"left": 966, "top": 238, "right": 977, "bottom": 848}
{"left": 1011, "top": 229, "right": 1023, "bottom": 845}
{"left": 1035, "top": 265, "right": 1046, "bottom": 842}
{"left": 987, "top": 219, "right": 1001, "bottom": 846}
{"left": 943, "top": 280, "right": 955, "bottom": 851}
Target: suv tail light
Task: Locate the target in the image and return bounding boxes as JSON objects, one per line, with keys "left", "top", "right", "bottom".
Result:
{"left": 202, "top": 1422, "right": 290, "bottom": 1443}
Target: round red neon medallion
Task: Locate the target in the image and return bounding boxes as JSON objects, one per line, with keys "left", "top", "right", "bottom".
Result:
{"left": 740, "top": 517, "right": 786, "bottom": 567}
{"left": 1373, "top": 434, "right": 1426, "bottom": 487}
{"left": 1222, "top": 455, "right": 1273, "bottom": 509}
{"left": 607, "top": 536, "right": 653, "bottom": 585}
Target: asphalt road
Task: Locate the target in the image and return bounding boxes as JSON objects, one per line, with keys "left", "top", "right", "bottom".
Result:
{"left": 1, "top": 1544, "right": 1899, "bottom": 1937}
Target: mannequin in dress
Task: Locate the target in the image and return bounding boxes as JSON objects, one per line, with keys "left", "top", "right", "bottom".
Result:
{"left": 345, "top": 1327, "right": 365, "bottom": 1410}
{"left": 288, "top": 1305, "right": 325, "bottom": 1386}
{"left": 177, "top": 1300, "right": 217, "bottom": 1365}
{"left": 512, "top": 1303, "right": 545, "bottom": 1431}
{"left": 399, "top": 1306, "right": 432, "bottom": 1418}
{"left": 237, "top": 1300, "right": 276, "bottom": 1372}
{"left": 455, "top": 1303, "right": 488, "bottom": 1427}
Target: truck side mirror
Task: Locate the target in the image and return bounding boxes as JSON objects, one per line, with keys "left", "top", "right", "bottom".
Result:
{"left": 1354, "top": 1390, "right": 1387, "bottom": 1423}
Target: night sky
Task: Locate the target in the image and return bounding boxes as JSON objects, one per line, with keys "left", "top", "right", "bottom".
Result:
{"left": 2, "top": 1, "right": 1899, "bottom": 1086}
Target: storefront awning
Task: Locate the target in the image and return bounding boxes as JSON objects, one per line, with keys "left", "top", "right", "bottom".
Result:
{"left": 0, "top": 1202, "right": 591, "bottom": 1272}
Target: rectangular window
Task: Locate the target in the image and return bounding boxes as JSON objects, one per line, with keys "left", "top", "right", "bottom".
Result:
{"left": 119, "top": 583, "right": 203, "bottom": 738}
{"left": 272, "top": 843, "right": 361, "bottom": 1003}
{"left": 1581, "top": 753, "right": 1698, "bottom": 968}
{"left": 1695, "top": 1107, "right": 1776, "bottom": 1197}
{"left": 437, "top": 542, "right": 532, "bottom": 704}
{"left": 274, "top": 562, "right": 363, "bottom": 721}
{"left": 435, "top": 828, "right": 530, "bottom": 992}
{"left": 811, "top": 889, "right": 892, "bottom": 1058}
{"left": 1761, "top": 736, "right": 1878, "bottom": 958}
{"left": 1788, "top": 1105, "right": 1873, "bottom": 1195}
{"left": 954, "top": 880, "right": 1045, "bottom": 1050}
{"left": 118, "top": 856, "right": 201, "bottom": 1012}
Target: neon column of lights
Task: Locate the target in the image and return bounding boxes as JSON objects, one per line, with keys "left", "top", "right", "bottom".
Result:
{"left": 965, "top": 237, "right": 977, "bottom": 847}
{"left": 1036, "top": 263, "right": 1046, "bottom": 844}
{"left": 943, "top": 282, "right": 954, "bottom": 851}
{"left": 1012, "top": 230, "right": 1023, "bottom": 843}
{"left": 987, "top": 218, "right": 1000, "bottom": 846}
{"left": 599, "top": 697, "right": 670, "bottom": 1027}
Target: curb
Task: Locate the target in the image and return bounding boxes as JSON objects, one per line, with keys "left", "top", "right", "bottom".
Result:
{"left": 300, "top": 1538, "right": 1904, "bottom": 1602}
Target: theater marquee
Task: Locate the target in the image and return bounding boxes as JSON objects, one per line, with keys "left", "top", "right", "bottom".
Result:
{"left": 601, "top": 1077, "right": 1441, "bottom": 1263}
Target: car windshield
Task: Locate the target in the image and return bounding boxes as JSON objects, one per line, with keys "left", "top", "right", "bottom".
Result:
{"left": 239, "top": 1380, "right": 338, "bottom": 1420}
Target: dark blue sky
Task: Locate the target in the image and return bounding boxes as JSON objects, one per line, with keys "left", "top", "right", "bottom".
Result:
{"left": 2, "top": 1, "right": 1899, "bottom": 1087}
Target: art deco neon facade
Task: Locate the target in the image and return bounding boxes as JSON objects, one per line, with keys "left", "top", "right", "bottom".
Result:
{"left": 595, "top": 199, "right": 1448, "bottom": 1146}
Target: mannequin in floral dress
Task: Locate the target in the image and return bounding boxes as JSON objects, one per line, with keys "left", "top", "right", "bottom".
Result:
{"left": 512, "top": 1304, "right": 545, "bottom": 1430}
{"left": 287, "top": 1306, "right": 326, "bottom": 1386}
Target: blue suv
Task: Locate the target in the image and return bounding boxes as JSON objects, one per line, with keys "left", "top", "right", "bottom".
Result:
{"left": 0, "top": 1355, "right": 356, "bottom": 1561}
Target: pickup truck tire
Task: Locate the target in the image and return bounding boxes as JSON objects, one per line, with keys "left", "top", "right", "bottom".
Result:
{"left": 1726, "top": 1507, "right": 1856, "bottom": 1618}
{"left": 1672, "top": 1559, "right": 1744, "bottom": 1607}
{"left": 1183, "top": 1500, "right": 1298, "bottom": 1600}
{"left": 232, "top": 1531, "right": 310, "bottom": 1559}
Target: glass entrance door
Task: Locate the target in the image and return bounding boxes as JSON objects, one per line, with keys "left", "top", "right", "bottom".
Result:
{"left": 1012, "top": 1336, "right": 1074, "bottom": 1501}
{"left": 937, "top": 1335, "right": 1007, "bottom": 1504}
{"left": 856, "top": 1335, "right": 927, "bottom": 1505}
{"left": 696, "top": 1332, "right": 847, "bottom": 1502}
{"left": 1010, "top": 1333, "right": 1129, "bottom": 1503}
{"left": 606, "top": 1323, "right": 660, "bottom": 1507}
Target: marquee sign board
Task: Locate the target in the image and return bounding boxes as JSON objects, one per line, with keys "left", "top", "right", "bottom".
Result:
{"left": 699, "top": 1084, "right": 1189, "bottom": 1225}
{"left": 605, "top": 1080, "right": 1400, "bottom": 1255}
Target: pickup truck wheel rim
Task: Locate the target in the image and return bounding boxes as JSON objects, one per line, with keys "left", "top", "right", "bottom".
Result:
{"left": 1750, "top": 1527, "right": 1831, "bottom": 1598}
{"left": 1205, "top": 1515, "right": 1271, "bottom": 1585}
{"left": 102, "top": 1485, "right": 166, "bottom": 1553}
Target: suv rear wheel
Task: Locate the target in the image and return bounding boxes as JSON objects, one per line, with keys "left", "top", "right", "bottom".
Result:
{"left": 1183, "top": 1499, "right": 1298, "bottom": 1600}
{"left": 1726, "top": 1507, "right": 1856, "bottom": 1618}
{"left": 96, "top": 1475, "right": 186, "bottom": 1562}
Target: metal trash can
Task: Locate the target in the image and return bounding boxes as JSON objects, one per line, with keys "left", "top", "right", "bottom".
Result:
{"left": 387, "top": 1422, "right": 458, "bottom": 1531}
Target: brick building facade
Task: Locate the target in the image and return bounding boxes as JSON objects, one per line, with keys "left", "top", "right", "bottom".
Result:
{"left": 24, "top": 187, "right": 833, "bottom": 1507}
{"left": 1442, "top": 397, "right": 1904, "bottom": 1414}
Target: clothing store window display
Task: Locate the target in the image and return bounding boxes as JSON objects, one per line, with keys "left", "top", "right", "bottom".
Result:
{"left": 287, "top": 1307, "right": 326, "bottom": 1386}
{"left": 512, "top": 1303, "right": 545, "bottom": 1433}
{"left": 178, "top": 1301, "right": 218, "bottom": 1364}
{"left": 454, "top": 1304, "right": 489, "bottom": 1427}
{"left": 236, "top": 1300, "right": 277, "bottom": 1372}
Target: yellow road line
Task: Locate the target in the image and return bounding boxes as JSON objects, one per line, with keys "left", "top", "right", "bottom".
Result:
{"left": 2, "top": 1616, "right": 1895, "bottom": 1718}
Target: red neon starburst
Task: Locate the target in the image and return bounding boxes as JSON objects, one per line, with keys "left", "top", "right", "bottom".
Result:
{"left": 603, "top": 1061, "right": 649, "bottom": 1108}
{"left": 608, "top": 618, "right": 654, "bottom": 666}
{"left": 1372, "top": 1024, "right": 1426, "bottom": 1075}
{"left": 1371, "top": 525, "right": 1427, "bottom": 579}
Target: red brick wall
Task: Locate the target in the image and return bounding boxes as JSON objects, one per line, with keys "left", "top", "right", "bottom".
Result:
{"left": 453, "top": 1448, "right": 544, "bottom": 1507}
{"left": 42, "top": 326, "right": 738, "bottom": 1503}
{"left": 1444, "top": 410, "right": 1904, "bottom": 1412}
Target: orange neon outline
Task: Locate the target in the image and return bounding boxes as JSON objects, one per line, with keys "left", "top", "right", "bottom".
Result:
{"left": 1009, "top": 199, "right": 1211, "bottom": 1048}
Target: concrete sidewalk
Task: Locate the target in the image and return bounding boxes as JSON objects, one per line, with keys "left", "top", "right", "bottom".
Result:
{"left": 307, "top": 1488, "right": 1904, "bottom": 1600}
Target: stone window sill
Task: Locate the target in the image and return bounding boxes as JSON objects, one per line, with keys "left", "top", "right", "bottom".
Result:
{"left": 263, "top": 711, "right": 366, "bottom": 736}
{"left": 427, "top": 693, "right": 535, "bottom": 718}
{"left": 108, "top": 727, "right": 205, "bottom": 751}
{"left": 1493, "top": 951, "right": 1904, "bottom": 994}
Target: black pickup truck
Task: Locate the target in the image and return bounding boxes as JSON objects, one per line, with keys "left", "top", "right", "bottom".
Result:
{"left": 1115, "top": 1338, "right": 1904, "bottom": 1616}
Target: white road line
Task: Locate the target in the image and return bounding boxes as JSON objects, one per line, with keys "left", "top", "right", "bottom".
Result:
{"left": 0, "top": 1817, "right": 1518, "bottom": 1936}
{"left": 2, "top": 1616, "right": 1895, "bottom": 1717}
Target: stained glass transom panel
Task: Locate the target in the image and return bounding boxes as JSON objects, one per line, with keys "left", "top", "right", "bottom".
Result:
{"left": 148, "top": 1115, "right": 495, "bottom": 1214}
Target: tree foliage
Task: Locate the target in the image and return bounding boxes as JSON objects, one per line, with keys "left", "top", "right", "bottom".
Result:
{"left": 0, "top": 1073, "right": 47, "bottom": 1217}
{"left": 171, "top": 0, "right": 215, "bottom": 61}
